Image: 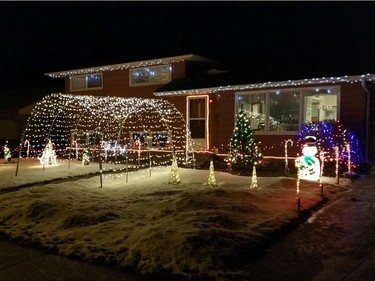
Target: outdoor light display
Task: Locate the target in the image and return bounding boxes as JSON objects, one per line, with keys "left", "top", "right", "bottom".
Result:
{"left": 168, "top": 154, "right": 181, "bottom": 184}
{"left": 250, "top": 164, "right": 258, "bottom": 189}
{"left": 38, "top": 139, "right": 57, "bottom": 166}
{"left": 284, "top": 139, "right": 293, "bottom": 173}
{"left": 22, "top": 93, "right": 193, "bottom": 168}
{"left": 227, "top": 104, "right": 263, "bottom": 173}
{"left": 3, "top": 141, "right": 12, "bottom": 162}
{"left": 298, "top": 120, "right": 361, "bottom": 169}
{"left": 207, "top": 159, "right": 218, "bottom": 187}
{"left": 297, "top": 136, "right": 321, "bottom": 181}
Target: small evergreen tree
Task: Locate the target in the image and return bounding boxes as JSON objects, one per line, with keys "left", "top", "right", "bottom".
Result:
{"left": 228, "top": 104, "right": 263, "bottom": 174}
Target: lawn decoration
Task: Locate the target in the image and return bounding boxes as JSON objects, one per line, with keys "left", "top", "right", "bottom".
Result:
{"left": 296, "top": 153, "right": 301, "bottom": 211}
{"left": 16, "top": 93, "right": 194, "bottom": 179}
{"left": 24, "top": 139, "right": 30, "bottom": 159}
{"left": 250, "top": 164, "right": 258, "bottom": 189}
{"left": 298, "top": 120, "right": 362, "bottom": 175}
{"left": 295, "top": 136, "right": 321, "bottom": 212}
{"left": 39, "top": 139, "right": 57, "bottom": 166}
{"left": 227, "top": 104, "right": 263, "bottom": 175}
{"left": 335, "top": 145, "right": 339, "bottom": 184}
{"left": 3, "top": 141, "right": 12, "bottom": 163}
{"left": 207, "top": 158, "right": 218, "bottom": 187}
{"left": 284, "top": 139, "right": 293, "bottom": 174}
{"left": 319, "top": 151, "right": 325, "bottom": 195}
{"left": 298, "top": 136, "right": 320, "bottom": 181}
{"left": 168, "top": 154, "right": 181, "bottom": 184}
{"left": 82, "top": 144, "right": 91, "bottom": 166}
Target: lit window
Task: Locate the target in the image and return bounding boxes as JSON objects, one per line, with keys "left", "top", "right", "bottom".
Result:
{"left": 70, "top": 74, "right": 103, "bottom": 91}
{"left": 303, "top": 88, "right": 338, "bottom": 123}
{"left": 189, "top": 98, "right": 206, "bottom": 138}
{"left": 269, "top": 91, "right": 300, "bottom": 131}
{"left": 130, "top": 65, "right": 171, "bottom": 86}
{"left": 236, "top": 93, "right": 266, "bottom": 131}
{"left": 235, "top": 86, "right": 340, "bottom": 134}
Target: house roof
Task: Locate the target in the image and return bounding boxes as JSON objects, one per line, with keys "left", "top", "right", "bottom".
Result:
{"left": 45, "top": 54, "right": 216, "bottom": 78}
{"left": 154, "top": 70, "right": 375, "bottom": 96}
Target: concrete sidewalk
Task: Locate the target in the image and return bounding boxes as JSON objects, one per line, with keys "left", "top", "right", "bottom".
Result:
{"left": 0, "top": 239, "right": 141, "bottom": 281}
{"left": 244, "top": 173, "right": 375, "bottom": 281}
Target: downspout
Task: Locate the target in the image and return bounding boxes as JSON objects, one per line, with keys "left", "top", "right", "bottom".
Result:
{"left": 361, "top": 79, "right": 370, "bottom": 164}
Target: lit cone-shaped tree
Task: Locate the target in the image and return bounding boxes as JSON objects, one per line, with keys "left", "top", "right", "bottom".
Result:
{"left": 168, "top": 154, "right": 181, "bottom": 184}
{"left": 207, "top": 158, "right": 218, "bottom": 187}
{"left": 228, "top": 104, "right": 263, "bottom": 175}
{"left": 250, "top": 164, "right": 258, "bottom": 189}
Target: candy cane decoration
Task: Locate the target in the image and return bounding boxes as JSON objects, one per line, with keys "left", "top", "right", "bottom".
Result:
{"left": 335, "top": 146, "right": 339, "bottom": 184}
{"left": 319, "top": 150, "right": 325, "bottom": 195}
{"left": 295, "top": 152, "right": 301, "bottom": 211}
{"left": 24, "top": 139, "right": 30, "bottom": 158}
{"left": 345, "top": 142, "right": 351, "bottom": 175}
{"left": 284, "top": 139, "right": 293, "bottom": 174}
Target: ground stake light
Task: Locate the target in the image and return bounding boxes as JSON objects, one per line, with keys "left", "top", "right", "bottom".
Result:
{"left": 207, "top": 158, "right": 218, "bottom": 187}
{"left": 168, "top": 154, "right": 181, "bottom": 185}
{"left": 250, "top": 164, "right": 258, "bottom": 189}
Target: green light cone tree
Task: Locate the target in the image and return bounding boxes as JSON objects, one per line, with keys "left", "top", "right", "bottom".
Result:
{"left": 228, "top": 104, "right": 263, "bottom": 175}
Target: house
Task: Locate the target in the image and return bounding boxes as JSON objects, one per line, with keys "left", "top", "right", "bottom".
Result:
{"left": 44, "top": 54, "right": 375, "bottom": 164}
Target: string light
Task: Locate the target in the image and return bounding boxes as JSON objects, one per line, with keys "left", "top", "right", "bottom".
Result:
{"left": 284, "top": 139, "right": 293, "bottom": 173}
{"left": 45, "top": 54, "right": 208, "bottom": 78}
{"left": 155, "top": 74, "right": 375, "bottom": 96}
{"left": 22, "top": 93, "right": 195, "bottom": 169}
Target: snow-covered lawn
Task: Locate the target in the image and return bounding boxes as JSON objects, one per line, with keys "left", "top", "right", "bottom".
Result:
{"left": 0, "top": 158, "right": 351, "bottom": 280}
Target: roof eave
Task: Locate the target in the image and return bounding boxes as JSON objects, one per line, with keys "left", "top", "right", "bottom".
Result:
{"left": 45, "top": 54, "right": 215, "bottom": 79}
{"left": 154, "top": 74, "right": 375, "bottom": 96}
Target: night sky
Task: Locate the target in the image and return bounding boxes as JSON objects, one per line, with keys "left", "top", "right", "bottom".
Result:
{"left": 1, "top": 2, "right": 375, "bottom": 109}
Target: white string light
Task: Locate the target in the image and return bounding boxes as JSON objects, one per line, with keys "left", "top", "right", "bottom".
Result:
{"left": 154, "top": 74, "right": 375, "bottom": 96}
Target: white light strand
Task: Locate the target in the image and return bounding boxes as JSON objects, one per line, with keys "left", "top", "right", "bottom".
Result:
{"left": 154, "top": 74, "right": 375, "bottom": 96}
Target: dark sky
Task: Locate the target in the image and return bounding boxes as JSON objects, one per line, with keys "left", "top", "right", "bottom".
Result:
{"left": 1, "top": 2, "right": 375, "bottom": 108}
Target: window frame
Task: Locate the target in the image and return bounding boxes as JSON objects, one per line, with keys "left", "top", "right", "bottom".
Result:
{"left": 235, "top": 85, "right": 341, "bottom": 135}
{"left": 187, "top": 95, "right": 209, "bottom": 149}
{"left": 129, "top": 64, "right": 172, "bottom": 87}
{"left": 70, "top": 73, "right": 103, "bottom": 92}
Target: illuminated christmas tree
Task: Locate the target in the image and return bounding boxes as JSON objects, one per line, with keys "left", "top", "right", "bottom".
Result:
{"left": 207, "top": 158, "right": 218, "bottom": 187}
{"left": 168, "top": 154, "right": 181, "bottom": 184}
{"left": 3, "top": 141, "right": 12, "bottom": 163}
{"left": 82, "top": 145, "right": 91, "bottom": 166}
{"left": 228, "top": 104, "right": 263, "bottom": 175}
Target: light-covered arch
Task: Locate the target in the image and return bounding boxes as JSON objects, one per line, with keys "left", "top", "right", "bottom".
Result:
{"left": 22, "top": 93, "right": 193, "bottom": 165}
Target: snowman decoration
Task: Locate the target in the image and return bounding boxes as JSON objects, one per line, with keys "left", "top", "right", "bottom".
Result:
{"left": 298, "top": 136, "right": 321, "bottom": 181}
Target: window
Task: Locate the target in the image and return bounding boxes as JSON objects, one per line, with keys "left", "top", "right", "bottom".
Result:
{"left": 130, "top": 65, "right": 172, "bottom": 86}
{"left": 303, "top": 88, "right": 338, "bottom": 123}
{"left": 187, "top": 96, "right": 209, "bottom": 150}
{"left": 189, "top": 98, "right": 206, "bottom": 138}
{"left": 235, "top": 86, "right": 340, "bottom": 134}
{"left": 237, "top": 93, "right": 266, "bottom": 131}
{"left": 70, "top": 74, "right": 103, "bottom": 91}
{"left": 269, "top": 91, "right": 300, "bottom": 131}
